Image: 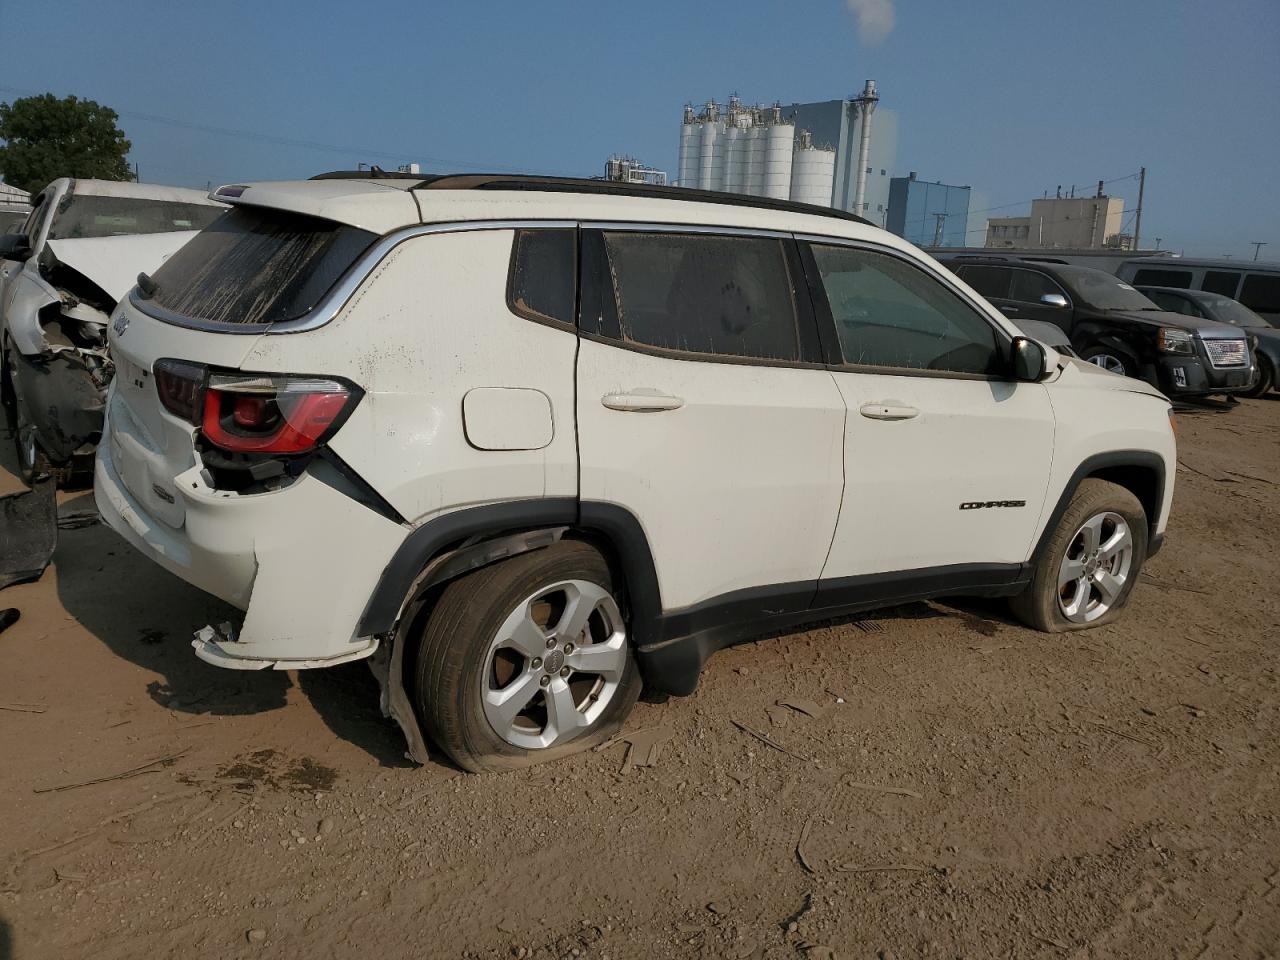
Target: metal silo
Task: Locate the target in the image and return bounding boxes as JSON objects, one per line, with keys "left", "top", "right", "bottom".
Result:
{"left": 698, "top": 105, "right": 720, "bottom": 190}
{"left": 790, "top": 135, "right": 836, "bottom": 207}
{"left": 678, "top": 105, "right": 698, "bottom": 187}
{"left": 763, "top": 120, "right": 794, "bottom": 200}
{"left": 722, "top": 123, "right": 744, "bottom": 194}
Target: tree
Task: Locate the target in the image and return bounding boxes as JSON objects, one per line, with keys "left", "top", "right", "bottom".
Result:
{"left": 0, "top": 94, "right": 132, "bottom": 193}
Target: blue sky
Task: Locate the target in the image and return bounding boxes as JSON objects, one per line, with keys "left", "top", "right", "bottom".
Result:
{"left": 3, "top": 0, "right": 1277, "bottom": 257}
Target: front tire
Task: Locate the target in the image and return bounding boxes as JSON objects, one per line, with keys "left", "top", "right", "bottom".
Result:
{"left": 1080, "top": 345, "right": 1138, "bottom": 379}
{"left": 413, "top": 540, "right": 641, "bottom": 773}
{"left": 1241, "top": 354, "right": 1274, "bottom": 398}
{"left": 1010, "top": 479, "right": 1148, "bottom": 633}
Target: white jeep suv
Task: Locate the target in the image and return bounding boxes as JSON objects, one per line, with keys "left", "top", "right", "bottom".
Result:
{"left": 95, "top": 174, "right": 1176, "bottom": 771}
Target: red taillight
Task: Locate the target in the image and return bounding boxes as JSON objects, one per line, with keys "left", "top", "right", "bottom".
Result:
{"left": 152, "top": 360, "right": 359, "bottom": 455}
{"left": 154, "top": 359, "right": 206, "bottom": 423}
{"left": 201, "top": 378, "right": 356, "bottom": 454}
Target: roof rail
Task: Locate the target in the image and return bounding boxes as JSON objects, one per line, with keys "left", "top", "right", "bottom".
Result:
{"left": 310, "top": 171, "right": 877, "bottom": 227}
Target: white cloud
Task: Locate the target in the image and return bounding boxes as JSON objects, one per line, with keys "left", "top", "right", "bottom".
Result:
{"left": 846, "top": 0, "right": 895, "bottom": 45}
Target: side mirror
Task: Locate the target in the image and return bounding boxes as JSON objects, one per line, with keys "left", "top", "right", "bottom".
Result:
{"left": 1011, "top": 336, "right": 1051, "bottom": 382}
{"left": 1039, "top": 293, "right": 1068, "bottom": 308}
{"left": 0, "top": 233, "right": 32, "bottom": 262}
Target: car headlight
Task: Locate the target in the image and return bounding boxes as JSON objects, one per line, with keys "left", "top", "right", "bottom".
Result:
{"left": 1157, "top": 328, "right": 1195, "bottom": 355}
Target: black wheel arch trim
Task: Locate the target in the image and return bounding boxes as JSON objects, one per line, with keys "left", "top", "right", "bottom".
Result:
{"left": 1031, "top": 450, "right": 1166, "bottom": 566}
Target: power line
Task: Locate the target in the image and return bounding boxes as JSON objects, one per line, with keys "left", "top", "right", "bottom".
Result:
{"left": 0, "top": 83, "right": 587, "bottom": 178}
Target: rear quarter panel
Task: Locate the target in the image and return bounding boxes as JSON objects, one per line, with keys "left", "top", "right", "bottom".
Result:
{"left": 239, "top": 229, "right": 578, "bottom": 523}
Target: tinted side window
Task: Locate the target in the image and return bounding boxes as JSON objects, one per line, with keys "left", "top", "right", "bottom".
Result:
{"left": 1010, "top": 269, "right": 1066, "bottom": 304}
{"left": 508, "top": 229, "right": 576, "bottom": 326}
{"left": 1240, "top": 274, "right": 1280, "bottom": 314}
{"left": 957, "top": 265, "right": 1011, "bottom": 299}
{"left": 1146, "top": 291, "right": 1200, "bottom": 317}
{"left": 1203, "top": 270, "right": 1241, "bottom": 296}
{"left": 813, "top": 245, "right": 1002, "bottom": 376}
{"left": 601, "top": 232, "right": 800, "bottom": 361}
{"left": 1132, "top": 267, "right": 1192, "bottom": 288}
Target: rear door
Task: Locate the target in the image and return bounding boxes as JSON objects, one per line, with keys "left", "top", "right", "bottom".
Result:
{"left": 801, "top": 239, "right": 1055, "bottom": 593}
{"left": 574, "top": 226, "right": 846, "bottom": 617}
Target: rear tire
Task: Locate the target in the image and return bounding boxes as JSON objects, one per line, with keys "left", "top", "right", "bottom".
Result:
{"left": 1010, "top": 479, "right": 1148, "bottom": 633}
{"left": 413, "top": 540, "right": 641, "bottom": 773}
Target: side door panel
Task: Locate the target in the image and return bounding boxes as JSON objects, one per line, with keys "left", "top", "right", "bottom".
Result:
{"left": 806, "top": 243, "right": 1056, "bottom": 586}
{"left": 574, "top": 228, "right": 846, "bottom": 613}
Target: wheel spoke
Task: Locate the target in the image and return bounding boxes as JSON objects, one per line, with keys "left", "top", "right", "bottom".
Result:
{"left": 1058, "top": 556, "right": 1086, "bottom": 589}
{"left": 483, "top": 670, "right": 540, "bottom": 731}
{"left": 1062, "top": 578, "right": 1088, "bottom": 619}
{"left": 1095, "top": 571, "right": 1124, "bottom": 605}
{"left": 565, "top": 636, "right": 626, "bottom": 681}
{"left": 1079, "top": 515, "right": 1105, "bottom": 554}
{"left": 502, "top": 606, "right": 549, "bottom": 658}
{"left": 1099, "top": 524, "right": 1131, "bottom": 562}
{"left": 543, "top": 678, "right": 586, "bottom": 740}
{"left": 555, "top": 581, "right": 611, "bottom": 642}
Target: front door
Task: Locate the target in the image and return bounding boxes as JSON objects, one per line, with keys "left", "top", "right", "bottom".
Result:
{"left": 574, "top": 227, "right": 846, "bottom": 617}
{"left": 802, "top": 241, "right": 1055, "bottom": 597}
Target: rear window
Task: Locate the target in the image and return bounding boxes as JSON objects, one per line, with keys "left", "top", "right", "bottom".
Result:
{"left": 1202, "top": 270, "right": 1241, "bottom": 297}
{"left": 1131, "top": 267, "right": 1192, "bottom": 288}
{"left": 49, "top": 195, "right": 223, "bottom": 240}
{"left": 147, "top": 207, "right": 377, "bottom": 326}
{"left": 1240, "top": 274, "right": 1280, "bottom": 314}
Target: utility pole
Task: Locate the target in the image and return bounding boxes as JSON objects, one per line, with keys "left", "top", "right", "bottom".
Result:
{"left": 1251, "top": 241, "right": 1267, "bottom": 261}
{"left": 1155, "top": 237, "right": 1162, "bottom": 251}
{"left": 1133, "top": 166, "right": 1145, "bottom": 251}
{"left": 932, "top": 212, "right": 948, "bottom": 247}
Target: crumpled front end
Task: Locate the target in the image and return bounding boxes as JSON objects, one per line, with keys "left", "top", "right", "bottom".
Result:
{"left": 5, "top": 266, "right": 113, "bottom": 466}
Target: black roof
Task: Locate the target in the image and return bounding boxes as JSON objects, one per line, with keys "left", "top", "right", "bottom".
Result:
{"left": 310, "top": 170, "right": 876, "bottom": 228}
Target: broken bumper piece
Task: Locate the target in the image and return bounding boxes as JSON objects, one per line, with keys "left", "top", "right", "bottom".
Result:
{"left": 192, "top": 623, "right": 382, "bottom": 671}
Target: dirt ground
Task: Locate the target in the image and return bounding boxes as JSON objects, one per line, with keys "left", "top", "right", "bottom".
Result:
{"left": 0, "top": 397, "right": 1277, "bottom": 960}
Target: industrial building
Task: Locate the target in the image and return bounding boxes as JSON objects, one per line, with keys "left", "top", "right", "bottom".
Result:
{"left": 886, "top": 173, "right": 971, "bottom": 248}
{"left": 603, "top": 155, "right": 667, "bottom": 186}
{"left": 986, "top": 193, "right": 1128, "bottom": 250}
{"left": 675, "top": 82, "right": 897, "bottom": 222}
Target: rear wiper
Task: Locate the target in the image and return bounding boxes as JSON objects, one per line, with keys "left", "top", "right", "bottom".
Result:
{"left": 136, "top": 271, "right": 158, "bottom": 299}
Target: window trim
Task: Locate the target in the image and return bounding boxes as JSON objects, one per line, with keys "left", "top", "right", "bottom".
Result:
{"left": 796, "top": 235, "right": 1017, "bottom": 382}
{"left": 578, "top": 224, "right": 827, "bottom": 369}
{"left": 505, "top": 226, "right": 579, "bottom": 333}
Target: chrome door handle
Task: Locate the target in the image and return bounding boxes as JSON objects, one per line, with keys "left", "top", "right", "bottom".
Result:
{"left": 859, "top": 401, "right": 919, "bottom": 421}
{"left": 601, "top": 390, "right": 685, "bottom": 412}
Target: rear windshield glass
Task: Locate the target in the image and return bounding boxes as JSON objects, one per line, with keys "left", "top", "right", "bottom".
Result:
{"left": 49, "top": 195, "right": 223, "bottom": 240}
{"left": 147, "top": 207, "right": 378, "bottom": 326}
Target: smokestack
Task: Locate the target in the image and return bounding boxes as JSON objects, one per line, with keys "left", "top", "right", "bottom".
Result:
{"left": 851, "top": 79, "right": 879, "bottom": 216}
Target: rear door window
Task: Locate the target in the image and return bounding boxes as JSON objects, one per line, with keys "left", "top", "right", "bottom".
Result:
{"left": 1202, "top": 270, "right": 1241, "bottom": 297}
{"left": 1131, "top": 267, "right": 1192, "bottom": 288}
{"left": 956, "top": 264, "right": 1011, "bottom": 299}
{"left": 812, "top": 244, "right": 1003, "bottom": 376}
{"left": 146, "top": 207, "right": 377, "bottom": 326}
{"left": 508, "top": 229, "right": 576, "bottom": 326}
{"left": 1239, "top": 274, "right": 1280, "bottom": 314}
{"left": 597, "top": 231, "right": 802, "bottom": 362}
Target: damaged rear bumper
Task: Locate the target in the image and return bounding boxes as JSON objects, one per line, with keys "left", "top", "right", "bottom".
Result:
{"left": 95, "top": 407, "right": 410, "bottom": 668}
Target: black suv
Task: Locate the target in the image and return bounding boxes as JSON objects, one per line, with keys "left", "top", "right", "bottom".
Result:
{"left": 939, "top": 256, "right": 1255, "bottom": 398}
